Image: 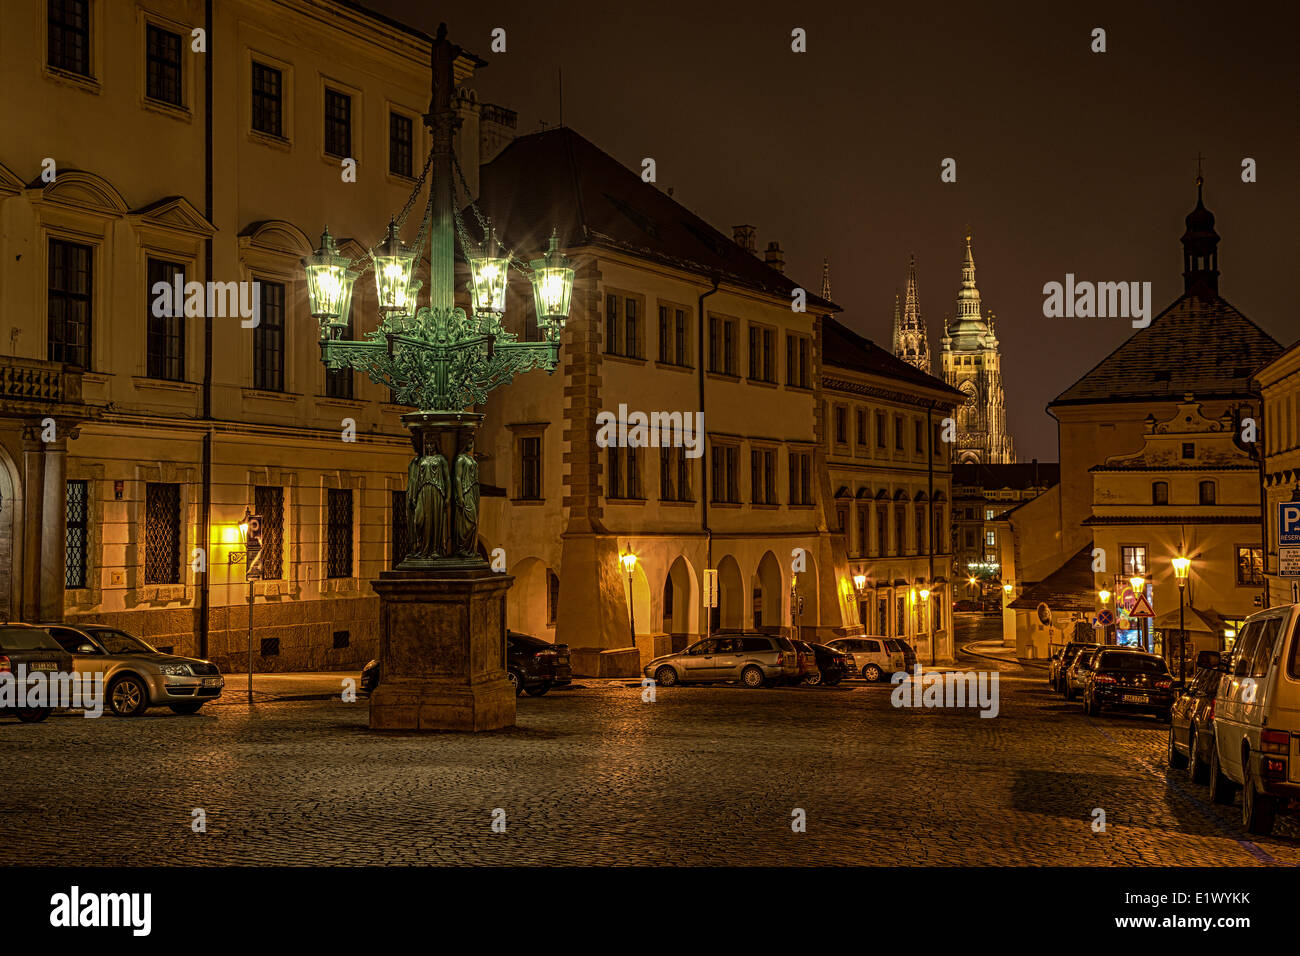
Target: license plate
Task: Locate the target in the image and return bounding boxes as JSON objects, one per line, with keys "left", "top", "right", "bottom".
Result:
{"left": 1122, "top": 694, "right": 1147, "bottom": 703}
{"left": 202, "top": 677, "right": 223, "bottom": 687}
{"left": 28, "top": 662, "right": 58, "bottom": 671}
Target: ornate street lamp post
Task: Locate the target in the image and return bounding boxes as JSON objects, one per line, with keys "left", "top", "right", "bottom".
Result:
{"left": 620, "top": 553, "right": 638, "bottom": 647}
{"left": 1173, "top": 555, "right": 1191, "bottom": 682}
{"left": 301, "top": 23, "right": 573, "bottom": 731}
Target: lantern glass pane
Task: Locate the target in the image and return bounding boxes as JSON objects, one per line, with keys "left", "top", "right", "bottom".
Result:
{"left": 531, "top": 265, "right": 574, "bottom": 324}
{"left": 374, "top": 252, "right": 416, "bottom": 313}
{"left": 468, "top": 255, "right": 509, "bottom": 314}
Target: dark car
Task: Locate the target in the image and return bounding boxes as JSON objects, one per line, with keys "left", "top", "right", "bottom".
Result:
{"left": 1168, "top": 657, "right": 1226, "bottom": 782}
{"left": 0, "top": 624, "right": 74, "bottom": 723}
{"left": 359, "top": 630, "right": 572, "bottom": 699}
{"left": 953, "top": 599, "right": 983, "bottom": 612}
{"left": 1051, "top": 641, "right": 1101, "bottom": 693}
{"left": 800, "top": 642, "right": 852, "bottom": 686}
{"left": 888, "top": 638, "right": 918, "bottom": 672}
{"left": 1081, "top": 649, "right": 1175, "bottom": 720}
{"left": 790, "top": 641, "right": 821, "bottom": 685}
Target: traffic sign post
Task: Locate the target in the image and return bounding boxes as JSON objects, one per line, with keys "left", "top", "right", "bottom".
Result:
{"left": 1279, "top": 502, "right": 1300, "bottom": 578}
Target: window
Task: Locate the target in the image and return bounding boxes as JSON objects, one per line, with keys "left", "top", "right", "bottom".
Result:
{"left": 324, "top": 89, "right": 352, "bottom": 158}
{"left": 253, "top": 281, "right": 285, "bottom": 391}
{"left": 856, "top": 410, "right": 867, "bottom": 446}
{"left": 48, "top": 238, "right": 92, "bottom": 369}
{"left": 1151, "top": 481, "right": 1169, "bottom": 505}
{"left": 145, "top": 23, "right": 182, "bottom": 105}
{"left": 146, "top": 258, "right": 185, "bottom": 381}
{"left": 326, "top": 488, "right": 353, "bottom": 578}
{"left": 708, "top": 315, "right": 738, "bottom": 375}
{"left": 48, "top": 0, "right": 90, "bottom": 75}
{"left": 655, "top": 305, "right": 665, "bottom": 362}
{"left": 519, "top": 436, "right": 542, "bottom": 500}
{"left": 607, "top": 447, "right": 641, "bottom": 499}
{"left": 253, "top": 486, "right": 284, "bottom": 579}
{"left": 655, "top": 305, "right": 688, "bottom": 364}
{"left": 144, "top": 482, "right": 181, "bottom": 585}
{"left": 1248, "top": 618, "right": 1280, "bottom": 678}
{"left": 748, "top": 325, "right": 775, "bottom": 382}
{"left": 660, "top": 447, "right": 692, "bottom": 502}
{"left": 251, "top": 61, "right": 283, "bottom": 136}
{"left": 1181, "top": 442, "right": 1195, "bottom": 460}
{"left": 674, "top": 309, "right": 687, "bottom": 365}
{"left": 710, "top": 445, "right": 739, "bottom": 503}
{"left": 623, "top": 299, "right": 640, "bottom": 358}
{"left": 932, "top": 422, "right": 942, "bottom": 456}
{"left": 1120, "top": 545, "right": 1148, "bottom": 576}
{"left": 390, "top": 490, "right": 408, "bottom": 566}
{"left": 1236, "top": 546, "right": 1264, "bottom": 586}
{"left": 915, "top": 420, "right": 924, "bottom": 453}
{"left": 325, "top": 307, "right": 353, "bottom": 398}
{"left": 916, "top": 505, "right": 927, "bottom": 553}
{"left": 389, "top": 112, "right": 413, "bottom": 177}
{"left": 985, "top": 530, "right": 996, "bottom": 546}
{"left": 984, "top": 508, "right": 995, "bottom": 520}
{"left": 856, "top": 507, "right": 868, "bottom": 558}
{"left": 607, "top": 296, "right": 622, "bottom": 355}
{"left": 894, "top": 503, "right": 906, "bottom": 554}
{"left": 789, "top": 452, "right": 812, "bottom": 505}
{"left": 607, "top": 446, "right": 622, "bottom": 499}
{"left": 750, "top": 449, "right": 776, "bottom": 505}
{"left": 875, "top": 411, "right": 886, "bottom": 448}
{"left": 1198, "top": 480, "right": 1216, "bottom": 505}
{"left": 627, "top": 447, "right": 641, "bottom": 499}
{"left": 547, "top": 570, "right": 560, "bottom": 626}
{"left": 785, "top": 334, "right": 810, "bottom": 387}
{"left": 894, "top": 416, "right": 904, "bottom": 451}
{"left": 834, "top": 407, "right": 847, "bottom": 444}
{"left": 933, "top": 506, "right": 944, "bottom": 553}
{"left": 875, "top": 504, "right": 887, "bottom": 557}
{"left": 65, "top": 479, "right": 88, "bottom": 589}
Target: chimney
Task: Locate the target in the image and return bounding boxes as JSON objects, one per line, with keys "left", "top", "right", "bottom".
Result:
{"left": 732, "top": 224, "right": 756, "bottom": 253}
{"left": 764, "top": 241, "right": 785, "bottom": 273}
{"left": 479, "top": 102, "right": 518, "bottom": 166}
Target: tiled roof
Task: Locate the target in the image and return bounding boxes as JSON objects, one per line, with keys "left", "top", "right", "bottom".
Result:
{"left": 1008, "top": 545, "right": 1096, "bottom": 611}
{"left": 1050, "top": 292, "right": 1282, "bottom": 407}
{"left": 1082, "top": 514, "right": 1260, "bottom": 525}
{"left": 475, "top": 127, "right": 835, "bottom": 311}
{"left": 952, "top": 462, "right": 1060, "bottom": 490}
{"left": 821, "top": 317, "right": 963, "bottom": 398}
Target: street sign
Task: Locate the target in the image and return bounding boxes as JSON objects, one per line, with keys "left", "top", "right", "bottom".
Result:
{"left": 1279, "top": 503, "right": 1300, "bottom": 577}
{"left": 1129, "top": 592, "right": 1155, "bottom": 618}
{"left": 1097, "top": 608, "right": 1115, "bottom": 627}
{"left": 703, "top": 569, "right": 718, "bottom": 608}
{"left": 245, "top": 514, "right": 263, "bottom": 582}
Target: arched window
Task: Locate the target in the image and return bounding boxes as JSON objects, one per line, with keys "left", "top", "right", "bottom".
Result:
{"left": 1198, "top": 480, "right": 1216, "bottom": 505}
{"left": 1151, "top": 481, "right": 1169, "bottom": 505}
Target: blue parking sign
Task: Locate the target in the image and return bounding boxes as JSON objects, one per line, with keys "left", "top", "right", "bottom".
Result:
{"left": 1281, "top": 502, "right": 1300, "bottom": 547}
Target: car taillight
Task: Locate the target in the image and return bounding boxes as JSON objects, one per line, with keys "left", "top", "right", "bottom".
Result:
{"left": 1154, "top": 679, "right": 1172, "bottom": 689}
{"left": 1263, "top": 757, "right": 1286, "bottom": 779}
{"left": 1207, "top": 699, "right": 1215, "bottom": 720}
{"left": 0, "top": 655, "right": 9, "bottom": 673}
{"left": 776, "top": 653, "right": 785, "bottom": 665}
{"left": 1260, "top": 728, "right": 1289, "bottom": 754}
{"left": 534, "top": 649, "right": 556, "bottom": 658}
{"left": 1093, "top": 675, "right": 1116, "bottom": 685}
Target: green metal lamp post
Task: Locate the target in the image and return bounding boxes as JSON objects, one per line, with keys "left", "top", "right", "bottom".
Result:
{"left": 300, "top": 23, "right": 573, "bottom": 730}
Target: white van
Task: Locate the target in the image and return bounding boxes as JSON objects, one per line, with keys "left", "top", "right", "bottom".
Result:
{"left": 825, "top": 636, "right": 905, "bottom": 682}
{"left": 1209, "top": 603, "right": 1300, "bottom": 835}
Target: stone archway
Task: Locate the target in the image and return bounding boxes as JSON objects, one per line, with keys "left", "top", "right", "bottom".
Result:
{"left": 716, "top": 554, "right": 743, "bottom": 630}
{"left": 0, "top": 442, "right": 20, "bottom": 622}
{"left": 662, "top": 554, "right": 697, "bottom": 636}
{"left": 753, "top": 550, "right": 783, "bottom": 630}
{"left": 507, "top": 557, "right": 551, "bottom": 638}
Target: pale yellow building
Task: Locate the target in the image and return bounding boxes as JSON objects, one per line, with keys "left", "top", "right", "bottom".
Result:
{"left": 1258, "top": 339, "right": 1300, "bottom": 608}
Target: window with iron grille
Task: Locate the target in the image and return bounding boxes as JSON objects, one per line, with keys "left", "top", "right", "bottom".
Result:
{"left": 325, "top": 308, "right": 353, "bottom": 398}
{"left": 65, "top": 479, "right": 88, "bottom": 589}
{"left": 325, "top": 89, "right": 351, "bottom": 157}
{"left": 253, "top": 280, "right": 284, "bottom": 390}
{"left": 251, "top": 61, "right": 282, "bottom": 136}
{"left": 1236, "top": 545, "right": 1264, "bottom": 586}
{"left": 48, "top": 238, "right": 92, "bottom": 369}
{"left": 389, "top": 112, "right": 413, "bottom": 177}
{"left": 145, "top": 23, "right": 182, "bottom": 105}
{"left": 390, "top": 490, "right": 408, "bottom": 566}
{"left": 253, "top": 485, "right": 284, "bottom": 579}
{"left": 48, "top": 0, "right": 90, "bottom": 75}
{"left": 146, "top": 258, "right": 185, "bottom": 380}
{"left": 326, "top": 488, "right": 353, "bottom": 578}
{"left": 144, "top": 482, "right": 181, "bottom": 585}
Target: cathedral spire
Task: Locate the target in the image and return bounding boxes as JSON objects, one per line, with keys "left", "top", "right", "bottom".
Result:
{"left": 821, "top": 257, "right": 831, "bottom": 301}
{"left": 891, "top": 291, "right": 902, "bottom": 356}
{"left": 893, "top": 254, "right": 931, "bottom": 374}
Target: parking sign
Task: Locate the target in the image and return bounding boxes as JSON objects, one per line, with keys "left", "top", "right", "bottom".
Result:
{"left": 1279, "top": 502, "right": 1300, "bottom": 577}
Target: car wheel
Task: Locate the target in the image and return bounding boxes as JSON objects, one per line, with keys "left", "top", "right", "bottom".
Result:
{"left": 169, "top": 702, "right": 204, "bottom": 715}
{"left": 862, "top": 664, "right": 882, "bottom": 682}
{"left": 1241, "top": 753, "right": 1277, "bottom": 835}
{"left": 1167, "top": 724, "right": 1188, "bottom": 769}
{"left": 741, "top": 665, "right": 766, "bottom": 688}
{"left": 108, "top": 675, "right": 149, "bottom": 717}
{"left": 654, "top": 665, "right": 679, "bottom": 687}
{"left": 803, "top": 672, "right": 822, "bottom": 686}
{"left": 524, "top": 682, "right": 551, "bottom": 697}
{"left": 1188, "top": 729, "right": 1210, "bottom": 784}
{"left": 15, "top": 707, "right": 51, "bottom": 723}
{"left": 1209, "top": 746, "right": 1237, "bottom": 805}
{"left": 506, "top": 670, "right": 523, "bottom": 696}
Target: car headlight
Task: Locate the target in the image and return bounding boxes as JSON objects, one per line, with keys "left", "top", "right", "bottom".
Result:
{"left": 160, "top": 663, "right": 191, "bottom": 677}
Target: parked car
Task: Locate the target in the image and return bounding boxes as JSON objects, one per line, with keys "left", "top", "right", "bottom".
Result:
{"left": 360, "top": 629, "right": 572, "bottom": 698}
{"left": 1210, "top": 603, "right": 1300, "bottom": 835}
{"left": 1053, "top": 642, "right": 1101, "bottom": 694}
{"left": 790, "top": 641, "right": 821, "bottom": 685}
{"left": 825, "top": 636, "right": 905, "bottom": 682}
{"left": 40, "top": 623, "right": 223, "bottom": 717}
{"left": 645, "top": 633, "right": 798, "bottom": 688}
{"left": 1080, "top": 648, "right": 1175, "bottom": 720}
{"left": 802, "top": 643, "right": 852, "bottom": 686}
{"left": 0, "top": 624, "right": 73, "bottom": 723}
{"left": 1063, "top": 647, "right": 1102, "bottom": 700}
{"left": 888, "top": 638, "right": 918, "bottom": 672}
{"left": 952, "top": 599, "right": 983, "bottom": 612}
{"left": 1168, "top": 651, "right": 1226, "bottom": 783}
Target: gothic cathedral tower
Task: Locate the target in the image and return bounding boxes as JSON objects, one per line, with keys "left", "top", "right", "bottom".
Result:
{"left": 892, "top": 254, "right": 931, "bottom": 373}
{"left": 940, "top": 233, "right": 1016, "bottom": 464}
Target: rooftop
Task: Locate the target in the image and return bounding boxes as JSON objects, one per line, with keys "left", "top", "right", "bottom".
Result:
{"left": 822, "top": 317, "right": 963, "bottom": 399}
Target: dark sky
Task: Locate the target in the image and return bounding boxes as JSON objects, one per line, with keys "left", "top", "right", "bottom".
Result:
{"left": 368, "top": 0, "right": 1300, "bottom": 460}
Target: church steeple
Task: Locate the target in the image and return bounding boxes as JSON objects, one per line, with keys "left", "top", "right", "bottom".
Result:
{"left": 893, "top": 254, "right": 931, "bottom": 373}
{"left": 1181, "top": 175, "right": 1220, "bottom": 296}
{"left": 821, "top": 257, "right": 831, "bottom": 301}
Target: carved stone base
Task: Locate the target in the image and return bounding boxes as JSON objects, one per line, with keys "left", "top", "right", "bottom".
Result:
{"left": 369, "top": 567, "right": 515, "bottom": 732}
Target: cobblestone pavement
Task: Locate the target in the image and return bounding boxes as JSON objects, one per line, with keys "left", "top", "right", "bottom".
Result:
{"left": 2, "top": 627, "right": 1297, "bottom": 865}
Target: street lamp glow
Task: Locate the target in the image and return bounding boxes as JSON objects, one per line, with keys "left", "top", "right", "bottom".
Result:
{"left": 1098, "top": 589, "right": 1111, "bottom": 604}
{"left": 302, "top": 228, "right": 360, "bottom": 338}
{"left": 619, "top": 553, "right": 637, "bottom": 576}
{"left": 853, "top": 573, "right": 867, "bottom": 590}
{"left": 530, "top": 230, "right": 574, "bottom": 336}
{"left": 920, "top": 588, "right": 930, "bottom": 600}
{"left": 372, "top": 218, "right": 418, "bottom": 314}
{"left": 467, "top": 229, "right": 510, "bottom": 316}
{"left": 1002, "top": 583, "right": 1013, "bottom": 594}
{"left": 1172, "top": 555, "right": 1191, "bottom": 581}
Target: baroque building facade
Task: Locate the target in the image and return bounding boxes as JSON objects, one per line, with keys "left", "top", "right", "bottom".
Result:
{"left": 940, "top": 234, "right": 1016, "bottom": 464}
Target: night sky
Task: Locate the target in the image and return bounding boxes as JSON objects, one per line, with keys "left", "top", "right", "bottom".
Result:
{"left": 368, "top": 0, "right": 1300, "bottom": 460}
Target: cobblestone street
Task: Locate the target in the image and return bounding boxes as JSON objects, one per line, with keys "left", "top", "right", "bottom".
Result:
{"left": 3, "top": 620, "right": 1296, "bottom": 867}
